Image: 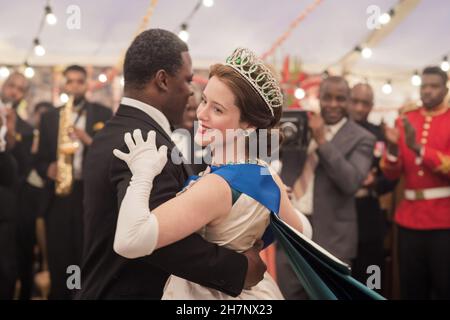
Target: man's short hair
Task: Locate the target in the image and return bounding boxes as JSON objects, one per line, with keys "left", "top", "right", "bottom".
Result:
{"left": 422, "top": 66, "right": 448, "bottom": 86}
{"left": 319, "top": 76, "right": 350, "bottom": 96}
{"left": 63, "top": 65, "right": 87, "bottom": 77}
{"left": 123, "top": 29, "right": 189, "bottom": 90}
{"left": 3, "top": 72, "right": 30, "bottom": 93}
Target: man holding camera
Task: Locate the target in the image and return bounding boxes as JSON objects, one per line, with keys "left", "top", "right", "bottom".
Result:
{"left": 277, "top": 76, "right": 375, "bottom": 299}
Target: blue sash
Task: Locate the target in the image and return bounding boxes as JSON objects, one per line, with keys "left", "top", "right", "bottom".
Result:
{"left": 184, "top": 164, "right": 280, "bottom": 247}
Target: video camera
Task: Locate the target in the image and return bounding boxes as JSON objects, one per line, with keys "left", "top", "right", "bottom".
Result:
{"left": 279, "top": 110, "right": 310, "bottom": 187}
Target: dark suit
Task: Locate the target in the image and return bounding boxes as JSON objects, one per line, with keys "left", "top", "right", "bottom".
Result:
{"left": 0, "top": 151, "right": 18, "bottom": 187}
{"left": 10, "top": 115, "right": 34, "bottom": 184}
{"left": 352, "top": 121, "right": 397, "bottom": 290}
{"left": 311, "top": 120, "right": 375, "bottom": 260}
{"left": 11, "top": 111, "right": 45, "bottom": 300}
{"left": 36, "top": 101, "right": 112, "bottom": 299}
{"left": 0, "top": 151, "right": 18, "bottom": 299}
{"left": 77, "top": 104, "right": 247, "bottom": 300}
{"left": 1, "top": 113, "right": 33, "bottom": 300}
{"left": 277, "top": 119, "right": 376, "bottom": 299}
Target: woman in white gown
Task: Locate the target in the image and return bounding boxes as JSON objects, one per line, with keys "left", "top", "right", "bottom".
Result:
{"left": 112, "top": 48, "right": 312, "bottom": 299}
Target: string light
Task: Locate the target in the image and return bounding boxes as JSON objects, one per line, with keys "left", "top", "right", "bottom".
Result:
{"left": 24, "top": 65, "right": 35, "bottom": 79}
{"left": 361, "top": 47, "right": 373, "bottom": 59}
{"left": 60, "top": 93, "right": 69, "bottom": 103}
{"left": 45, "top": 5, "right": 57, "bottom": 25}
{"left": 175, "top": 0, "right": 217, "bottom": 46}
{"left": 379, "top": 9, "right": 394, "bottom": 25}
{"left": 294, "top": 88, "right": 306, "bottom": 100}
{"left": 379, "top": 13, "right": 391, "bottom": 25}
{"left": 354, "top": 46, "right": 372, "bottom": 59}
{"left": 0, "top": 66, "right": 10, "bottom": 79}
{"left": 98, "top": 73, "right": 107, "bottom": 83}
{"left": 382, "top": 80, "right": 393, "bottom": 95}
{"left": 411, "top": 70, "right": 421, "bottom": 87}
{"left": 33, "top": 38, "right": 46, "bottom": 56}
{"left": 178, "top": 24, "right": 189, "bottom": 42}
{"left": 441, "top": 56, "right": 450, "bottom": 72}
{"left": 22, "top": 1, "right": 57, "bottom": 72}
{"left": 202, "top": 0, "right": 214, "bottom": 7}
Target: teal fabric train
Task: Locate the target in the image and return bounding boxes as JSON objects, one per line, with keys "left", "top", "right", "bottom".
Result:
{"left": 185, "top": 164, "right": 386, "bottom": 300}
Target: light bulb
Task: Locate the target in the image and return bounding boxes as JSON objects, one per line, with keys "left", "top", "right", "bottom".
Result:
{"left": 441, "top": 57, "right": 450, "bottom": 72}
{"left": 0, "top": 66, "right": 10, "bottom": 79}
{"left": 60, "top": 93, "right": 69, "bottom": 103}
{"left": 34, "top": 40, "right": 46, "bottom": 56}
{"left": 45, "top": 5, "right": 57, "bottom": 25}
{"left": 203, "top": 0, "right": 214, "bottom": 7}
{"left": 24, "top": 66, "right": 35, "bottom": 78}
{"left": 178, "top": 30, "right": 189, "bottom": 42}
{"left": 379, "top": 13, "right": 391, "bottom": 25}
{"left": 294, "top": 88, "right": 305, "bottom": 100}
{"left": 411, "top": 73, "right": 421, "bottom": 87}
{"left": 46, "top": 13, "right": 57, "bottom": 25}
{"left": 98, "top": 73, "right": 107, "bottom": 83}
{"left": 361, "top": 47, "right": 372, "bottom": 59}
{"left": 382, "top": 81, "right": 392, "bottom": 95}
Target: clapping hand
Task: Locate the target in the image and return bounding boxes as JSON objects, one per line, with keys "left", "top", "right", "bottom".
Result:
{"left": 383, "top": 125, "right": 400, "bottom": 156}
{"left": 308, "top": 112, "right": 326, "bottom": 145}
{"left": 402, "top": 117, "right": 421, "bottom": 155}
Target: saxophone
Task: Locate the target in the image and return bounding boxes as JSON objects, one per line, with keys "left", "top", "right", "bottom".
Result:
{"left": 55, "top": 95, "right": 79, "bottom": 196}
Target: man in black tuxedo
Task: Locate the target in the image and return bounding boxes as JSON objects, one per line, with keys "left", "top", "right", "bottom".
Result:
{"left": 0, "top": 72, "right": 34, "bottom": 184}
{"left": 35, "top": 65, "right": 112, "bottom": 299}
{"left": 347, "top": 83, "right": 397, "bottom": 291}
{"left": 0, "top": 153, "right": 18, "bottom": 299}
{"left": 1, "top": 72, "right": 34, "bottom": 299}
{"left": 0, "top": 114, "right": 19, "bottom": 299}
{"left": 78, "top": 29, "right": 266, "bottom": 300}
{"left": 16, "top": 102, "right": 53, "bottom": 300}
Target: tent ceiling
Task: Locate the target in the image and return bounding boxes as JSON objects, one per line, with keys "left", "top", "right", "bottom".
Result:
{"left": 1, "top": 0, "right": 449, "bottom": 112}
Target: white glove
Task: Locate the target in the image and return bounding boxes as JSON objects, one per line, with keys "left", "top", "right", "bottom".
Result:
{"left": 112, "top": 129, "right": 168, "bottom": 259}
{"left": 113, "top": 129, "right": 168, "bottom": 179}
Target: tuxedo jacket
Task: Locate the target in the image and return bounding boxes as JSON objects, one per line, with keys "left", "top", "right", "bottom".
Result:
{"left": 35, "top": 101, "right": 112, "bottom": 187}
{"left": 77, "top": 104, "right": 247, "bottom": 299}
{"left": 10, "top": 115, "right": 34, "bottom": 184}
{"left": 0, "top": 152, "right": 18, "bottom": 188}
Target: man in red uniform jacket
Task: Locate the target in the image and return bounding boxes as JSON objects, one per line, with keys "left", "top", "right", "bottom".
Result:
{"left": 382, "top": 66, "right": 450, "bottom": 299}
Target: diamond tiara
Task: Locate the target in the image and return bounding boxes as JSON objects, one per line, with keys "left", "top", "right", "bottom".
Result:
{"left": 225, "top": 48, "right": 283, "bottom": 117}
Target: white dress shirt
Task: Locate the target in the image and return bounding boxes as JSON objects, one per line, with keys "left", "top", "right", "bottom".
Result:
{"left": 72, "top": 109, "right": 86, "bottom": 180}
{"left": 121, "top": 97, "right": 172, "bottom": 137}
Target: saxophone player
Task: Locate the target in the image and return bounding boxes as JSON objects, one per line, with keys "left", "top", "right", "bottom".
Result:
{"left": 36, "top": 65, "right": 112, "bottom": 299}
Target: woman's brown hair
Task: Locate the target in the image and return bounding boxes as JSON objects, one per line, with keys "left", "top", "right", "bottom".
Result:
{"left": 209, "top": 64, "right": 283, "bottom": 156}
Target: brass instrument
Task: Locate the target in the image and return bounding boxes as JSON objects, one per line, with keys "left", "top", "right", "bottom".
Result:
{"left": 55, "top": 95, "right": 79, "bottom": 196}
